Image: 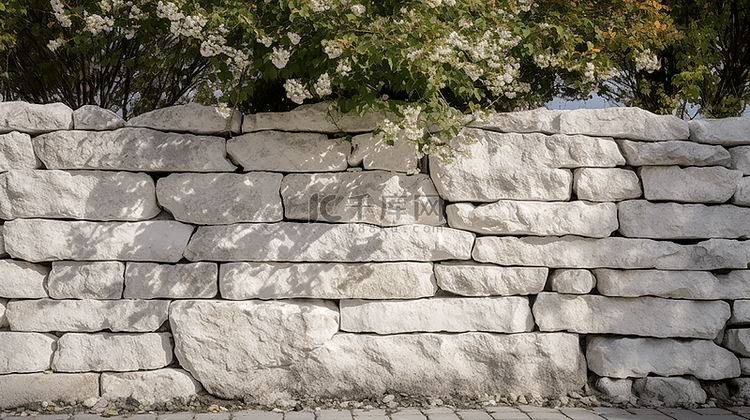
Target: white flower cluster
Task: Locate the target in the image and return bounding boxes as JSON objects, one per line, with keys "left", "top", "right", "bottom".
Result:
{"left": 50, "top": 0, "right": 72, "bottom": 28}
{"left": 426, "top": 0, "right": 456, "bottom": 7}
{"left": 270, "top": 47, "right": 291, "bottom": 69}
{"left": 284, "top": 79, "right": 313, "bottom": 104}
{"left": 582, "top": 62, "right": 596, "bottom": 84}
{"left": 200, "top": 35, "right": 227, "bottom": 57}
{"left": 310, "top": 0, "right": 332, "bottom": 12}
{"left": 351, "top": 4, "right": 365, "bottom": 15}
{"left": 321, "top": 39, "right": 344, "bottom": 59}
{"left": 336, "top": 58, "right": 352, "bottom": 76}
{"left": 635, "top": 49, "right": 660, "bottom": 73}
{"left": 98, "top": 0, "right": 124, "bottom": 13}
{"left": 156, "top": 1, "right": 207, "bottom": 38}
{"left": 258, "top": 36, "right": 273, "bottom": 47}
{"left": 46, "top": 37, "right": 64, "bottom": 52}
{"left": 484, "top": 60, "right": 530, "bottom": 99}
{"left": 314, "top": 73, "right": 332, "bottom": 97}
{"left": 85, "top": 14, "right": 115, "bottom": 35}
{"left": 288, "top": 33, "right": 301, "bottom": 45}
{"left": 402, "top": 106, "right": 424, "bottom": 141}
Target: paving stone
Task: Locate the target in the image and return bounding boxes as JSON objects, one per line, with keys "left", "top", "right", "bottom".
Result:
{"left": 0, "top": 372, "right": 99, "bottom": 409}
{"left": 0, "top": 331, "right": 57, "bottom": 373}
{"left": 158, "top": 414, "right": 195, "bottom": 420}
{"left": 0, "top": 259, "right": 49, "bottom": 299}
{"left": 101, "top": 368, "right": 202, "bottom": 405}
{"left": 640, "top": 166, "right": 743, "bottom": 203}
{"left": 549, "top": 269, "right": 595, "bottom": 294}
{"left": 316, "top": 410, "right": 354, "bottom": 420}
{"left": 243, "top": 103, "right": 382, "bottom": 134}
{"left": 235, "top": 413, "right": 283, "bottom": 420}
{"left": 559, "top": 107, "right": 689, "bottom": 141}
{"left": 349, "top": 133, "right": 419, "bottom": 174}
{"left": 558, "top": 408, "right": 604, "bottom": 420}
{"left": 0, "top": 131, "right": 42, "bottom": 172}
{"left": 434, "top": 263, "right": 547, "bottom": 296}
{"left": 456, "top": 411, "right": 492, "bottom": 420}
{"left": 127, "top": 103, "right": 242, "bottom": 134}
{"left": 73, "top": 105, "right": 125, "bottom": 130}
{"left": 618, "top": 200, "right": 750, "bottom": 239}
{"left": 227, "top": 131, "right": 349, "bottom": 172}
{"left": 0, "top": 101, "right": 74, "bottom": 135}
{"left": 690, "top": 117, "right": 750, "bottom": 145}
{"left": 595, "top": 269, "right": 750, "bottom": 300}
{"left": 573, "top": 168, "right": 641, "bottom": 202}
{"left": 47, "top": 261, "right": 125, "bottom": 300}
{"left": 194, "top": 414, "right": 231, "bottom": 420}
{"left": 285, "top": 412, "right": 315, "bottom": 420}
{"left": 618, "top": 139, "right": 730, "bottom": 167}
{"left": 124, "top": 262, "right": 218, "bottom": 299}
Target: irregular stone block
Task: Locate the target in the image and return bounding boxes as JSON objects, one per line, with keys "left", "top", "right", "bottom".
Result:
{"left": 733, "top": 177, "right": 750, "bottom": 206}
{"left": 618, "top": 139, "right": 730, "bottom": 167}
{"left": 33, "top": 128, "right": 236, "bottom": 172}
{"left": 434, "top": 263, "right": 547, "bottom": 296}
{"left": 730, "top": 378, "right": 750, "bottom": 401}
{"left": 0, "top": 332, "right": 57, "bottom": 374}
{"left": 731, "top": 300, "right": 750, "bottom": 324}
{"left": 633, "top": 377, "right": 706, "bottom": 407}
{"left": 4, "top": 219, "right": 193, "bottom": 262}
{"left": 573, "top": 168, "right": 641, "bottom": 202}
{"left": 220, "top": 262, "right": 436, "bottom": 300}
{"left": 559, "top": 107, "right": 689, "bottom": 141}
{"left": 349, "top": 133, "right": 419, "bottom": 174}
{"left": 156, "top": 172, "right": 283, "bottom": 225}
{"left": 228, "top": 131, "right": 349, "bottom": 172}
{"left": 0, "top": 259, "right": 49, "bottom": 299}
{"left": 7, "top": 299, "right": 169, "bottom": 332}
{"left": 243, "top": 103, "right": 382, "bottom": 134}
{"left": 724, "top": 329, "right": 750, "bottom": 357}
{"left": 0, "top": 132, "right": 42, "bottom": 171}
{"left": 52, "top": 332, "right": 172, "bottom": 372}
{"left": 473, "top": 236, "right": 750, "bottom": 270}
{"left": 73, "top": 105, "right": 125, "bottom": 130}
{"left": 595, "top": 378, "right": 634, "bottom": 405}
{"left": 185, "top": 223, "right": 474, "bottom": 262}
{"left": 446, "top": 201, "right": 617, "bottom": 237}
{"left": 127, "top": 103, "right": 242, "bottom": 134}
{"left": 729, "top": 146, "right": 750, "bottom": 175}
{"left": 124, "top": 262, "right": 217, "bottom": 299}
{"left": 586, "top": 337, "right": 740, "bottom": 380}
{"left": 619, "top": 200, "right": 750, "bottom": 239}
{"left": 469, "top": 108, "right": 562, "bottom": 134}
{"left": 0, "top": 226, "right": 6, "bottom": 258}
{"left": 282, "top": 171, "right": 443, "bottom": 226}
{"left": 596, "top": 269, "right": 750, "bottom": 300}
{"left": 0, "top": 298, "right": 6, "bottom": 328}
{"left": 549, "top": 269, "right": 595, "bottom": 294}
{"left": 0, "top": 102, "right": 73, "bottom": 135}
{"left": 0, "top": 373, "right": 99, "bottom": 409}
{"left": 640, "top": 166, "right": 743, "bottom": 203}
{"left": 101, "top": 368, "right": 203, "bottom": 406}
{"left": 47, "top": 261, "right": 124, "bottom": 300}
{"left": 0, "top": 170, "right": 160, "bottom": 221}
{"left": 340, "top": 297, "right": 534, "bottom": 334}
{"left": 741, "top": 359, "right": 750, "bottom": 375}
{"left": 533, "top": 292, "right": 730, "bottom": 339}
{"left": 690, "top": 118, "right": 750, "bottom": 145}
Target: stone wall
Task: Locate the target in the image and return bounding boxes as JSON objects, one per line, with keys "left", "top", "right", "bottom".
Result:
{"left": 1, "top": 101, "right": 750, "bottom": 409}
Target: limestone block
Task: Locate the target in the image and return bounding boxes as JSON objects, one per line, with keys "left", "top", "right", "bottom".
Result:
{"left": 434, "top": 263, "right": 547, "bottom": 296}
{"left": 573, "top": 168, "right": 641, "bottom": 202}
{"left": 0, "top": 373, "right": 99, "bottom": 409}
{"left": 446, "top": 201, "right": 617, "bottom": 237}
{"left": 0, "top": 226, "right": 6, "bottom": 258}
{"left": 243, "top": 103, "right": 383, "bottom": 134}
{"left": 52, "top": 332, "right": 172, "bottom": 372}
{"left": 0, "top": 102, "right": 73, "bottom": 135}
{"left": 4, "top": 219, "right": 193, "bottom": 262}
{"left": 220, "top": 262, "right": 436, "bottom": 300}
{"left": 468, "top": 108, "right": 562, "bottom": 134}
{"left": 47, "top": 261, "right": 124, "bottom": 300}
{"left": 733, "top": 177, "right": 750, "bottom": 206}
{"left": 533, "top": 292, "right": 730, "bottom": 339}
{"left": 596, "top": 269, "right": 750, "bottom": 300}
{"left": 0, "top": 332, "right": 57, "bottom": 374}
{"left": 349, "top": 133, "right": 419, "bottom": 174}
{"left": 729, "top": 146, "right": 750, "bottom": 175}
{"left": 723, "top": 329, "right": 750, "bottom": 357}
{"left": 227, "top": 131, "right": 349, "bottom": 172}
{"left": 640, "top": 165, "right": 742, "bottom": 203}
{"left": 730, "top": 378, "right": 750, "bottom": 401}
{"left": 127, "top": 103, "right": 242, "bottom": 134}
{"left": 0, "top": 298, "right": 6, "bottom": 328}
{"left": 690, "top": 118, "right": 750, "bottom": 145}
{"left": 0, "top": 132, "right": 42, "bottom": 171}
{"left": 619, "top": 200, "right": 750, "bottom": 239}
{"left": 7, "top": 299, "right": 169, "bottom": 332}
{"left": 73, "top": 105, "right": 125, "bottom": 130}
{"left": 101, "top": 368, "right": 203, "bottom": 405}
{"left": 0, "top": 170, "right": 160, "bottom": 221}
{"left": 741, "top": 359, "right": 750, "bottom": 375}
{"left": 595, "top": 378, "right": 634, "bottom": 404}
{"left": 33, "top": 128, "right": 236, "bottom": 172}
{"left": 282, "top": 172, "right": 443, "bottom": 226}
{"left": 185, "top": 223, "right": 474, "bottom": 262}
{"left": 340, "top": 297, "right": 534, "bottom": 334}
{"left": 156, "top": 172, "right": 283, "bottom": 225}
{"left": 618, "top": 139, "right": 730, "bottom": 167}
{"left": 549, "top": 269, "right": 595, "bottom": 294}
{"left": 124, "top": 262, "right": 218, "bottom": 299}
{"left": 586, "top": 337, "right": 740, "bottom": 380}
{"left": 633, "top": 377, "right": 706, "bottom": 407}
{"left": 731, "top": 300, "right": 750, "bottom": 324}
{"left": 0, "top": 259, "right": 49, "bottom": 299}
{"left": 559, "top": 107, "right": 689, "bottom": 141}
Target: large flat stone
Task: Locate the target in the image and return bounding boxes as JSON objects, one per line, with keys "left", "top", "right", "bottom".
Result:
{"left": 633, "top": 377, "right": 706, "bottom": 407}
{"left": 73, "top": 105, "right": 125, "bottom": 130}
{"left": 0, "top": 373, "right": 99, "bottom": 409}
{"left": 573, "top": 168, "right": 641, "bottom": 202}
{"left": 0, "top": 132, "right": 41, "bottom": 171}
{"left": 619, "top": 200, "right": 750, "bottom": 239}
{"left": 640, "top": 166, "right": 743, "bottom": 203}
{"left": 586, "top": 336, "right": 740, "bottom": 380}
{"left": 533, "top": 292, "right": 730, "bottom": 339}
{"left": 723, "top": 329, "right": 750, "bottom": 357}
{"left": 349, "top": 133, "right": 419, "bottom": 174}
{"left": 0, "top": 170, "right": 159, "bottom": 221}
{"left": 47, "top": 261, "right": 125, "bottom": 300}
{"left": 101, "top": 368, "right": 203, "bottom": 406}
{"left": 690, "top": 118, "right": 750, "bottom": 145}
{"left": 469, "top": 108, "right": 562, "bottom": 134}
{"left": 446, "top": 201, "right": 617, "bottom": 237}
{"left": 618, "top": 140, "right": 730, "bottom": 166}
{"left": 339, "top": 297, "right": 534, "bottom": 334}
{"left": 243, "top": 103, "right": 382, "bottom": 134}
{"left": 220, "top": 262, "right": 436, "bottom": 300}
{"left": 730, "top": 146, "right": 750, "bottom": 174}
{"left": 185, "top": 223, "right": 474, "bottom": 262}
{"left": 0, "top": 259, "right": 49, "bottom": 299}
{"left": 731, "top": 300, "right": 750, "bottom": 324}
{"left": 127, "top": 103, "right": 242, "bottom": 134}
{"left": 4, "top": 219, "right": 193, "bottom": 262}
{"left": 52, "top": 332, "right": 173, "bottom": 372}
{"left": 595, "top": 269, "right": 750, "bottom": 300}
{"left": 733, "top": 177, "right": 750, "bottom": 206}
{"left": 473, "top": 236, "right": 750, "bottom": 270}
{"left": 156, "top": 172, "right": 283, "bottom": 225}
{"left": 559, "top": 108, "right": 689, "bottom": 141}
{"left": 434, "top": 263, "right": 547, "bottom": 296}
{"left": 6, "top": 299, "right": 169, "bottom": 332}
{"left": 549, "top": 269, "right": 595, "bottom": 294}
{"left": 227, "top": 131, "right": 349, "bottom": 172}
{"left": 124, "top": 262, "right": 218, "bottom": 298}
{"left": 33, "top": 128, "right": 236, "bottom": 172}
{"left": 0, "top": 102, "right": 73, "bottom": 135}
{"left": 0, "top": 332, "right": 57, "bottom": 374}
{"left": 282, "top": 172, "right": 443, "bottom": 226}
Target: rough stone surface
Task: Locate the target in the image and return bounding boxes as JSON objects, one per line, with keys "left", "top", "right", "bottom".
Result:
{"left": 6, "top": 299, "right": 169, "bottom": 332}
{"left": 640, "top": 165, "right": 743, "bottom": 203}
{"left": 731, "top": 300, "right": 750, "bottom": 324}
{"left": 52, "top": 332, "right": 173, "bottom": 372}
{"left": 618, "top": 139, "right": 730, "bottom": 167}
{"left": 0, "top": 373, "right": 99, "bottom": 409}
{"left": 690, "top": 117, "right": 750, "bottom": 145}
{"left": 227, "top": 131, "right": 349, "bottom": 172}
{"left": 47, "top": 261, "right": 125, "bottom": 300}
{"left": 243, "top": 103, "right": 383, "bottom": 134}
{"left": 446, "top": 200, "right": 617, "bottom": 237}
{"left": 618, "top": 200, "right": 750, "bottom": 239}
{"left": 349, "top": 133, "right": 419, "bottom": 174}
{"left": 0, "top": 102, "right": 74, "bottom": 135}
{"left": 741, "top": 359, "right": 750, "bottom": 375}
{"left": 220, "top": 262, "right": 436, "bottom": 300}
{"left": 595, "top": 378, "right": 634, "bottom": 405}
{"left": 549, "top": 269, "right": 595, "bottom": 294}
{"left": 340, "top": 297, "right": 534, "bottom": 334}
{"left": 282, "top": 171, "right": 443, "bottom": 226}
{"left": 0, "top": 170, "right": 160, "bottom": 221}
{"left": 723, "top": 329, "right": 750, "bottom": 357}
{"left": 127, "top": 103, "right": 242, "bottom": 134}
{"left": 0, "top": 226, "right": 5, "bottom": 258}
{"left": 0, "top": 132, "right": 42, "bottom": 171}
{"left": 101, "top": 368, "right": 203, "bottom": 405}
{"left": 729, "top": 146, "right": 750, "bottom": 175}
{"left": 4, "top": 219, "right": 193, "bottom": 262}
{"left": 434, "top": 263, "right": 547, "bottom": 296}
{"left": 0, "top": 298, "right": 6, "bottom": 328}
{"left": 469, "top": 108, "right": 562, "bottom": 134}
{"left": 0, "top": 259, "right": 49, "bottom": 299}
{"left": 156, "top": 172, "right": 283, "bottom": 225}
{"left": 533, "top": 292, "right": 730, "bottom": 339}
{"left": 124, "top": 262, "right": 218, "bottom": 299}
{"left": 573, "top": 168, "right": 641, "bottom": 202}
{"left": 586, "top": 336, "right": 740, "bottom": 380}
{"left": 730, "top": 378, "right": 750, "bottom": 401}
{"left": 185, "top": 223, "right": 474, "bottom": 262}
{"left": 559, "top": 107, "right": 689, "bottom": 141}
{"left": 632, "top": 377, "right": 707, "bottom": 407}
{"left": 595, "top": 269, "right": 750, "bottom": 300}
{"left": 733, "top": 177, "right": 750, "bottom": 206}
{"left": 33, "top": 128, "right": 236, "bottom": 172}
{"left": 73, "top": 105, "right": 125, "bottom": 130}
{"left": 0, "top": 332, "right": 57, "bottom": 374}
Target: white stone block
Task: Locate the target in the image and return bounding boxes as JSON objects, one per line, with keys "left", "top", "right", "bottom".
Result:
{"left": 0, "top": 298, "right": 6, "bottom": 328}
{"left": 559, "top": 108, "right": 689, "bottom": 141}
{"left": 596, "top": 269, "right": 750, "bottom": 300}
{"left": 640, "top": 165, "right": 742, "bottom": 203}
{"left": 52, "top": 332, "right": 173, "bottom": 372}
{"left": 243, "top": 103, "right": 383, "bottom": 134}
{"left": 0, "top": 131, "right": 42, "bottom": 171}
{"left": 349, "top": 133, "right": 419, "bottom": 173}
{"left": 618, "top": 139, "right": 730, "bottom": 167}
{"left": 731, "top": 300, "right": 750, "bottom": 324}
{"left": 101, "top": 368, "right": 202, "bottom": 405}
{"left": 127, "top": 103, "right": 242, "bottom": 134}
{"left": 0, "top": 373, "right": 99, "bottom": 409}
{"left": 690, "top": 118, "right": 750, "bottom": 145}
{"left": 573, "top": 168, "right": 641, "bottom": 202}
{"left": 469, "top": 108, "right": 562, "bottom": 134}
{"left": 124, "top": 262, "right": 218, "bottom": 298}
{"left": 0, "top": 332, "right": 57, "bottom": 374}
{"left": 730, "top": 146, "right": 750, "bottom": 174}
{"left": 0, "top": 259, "right": 49, "bottom": 299}
{"left": 595, "top": 378, "right": 634, "bottom": 404}
{"left": 549, "top": 269, "right": 595, "bottom": 294}
{"left": 0, "top": 102, "right": 73, "bottom": 135}
{"left": 47, "top": 261, "right": 124, "bottom": 300}
{"left": 619, "top": 200, "right": 750, "bottom": 239}
{"left": 227, "top": 131, "right": 349, "bottom": 172}
{"left": 732, "top": 177, "right": 750, "bottom": 206}
{"left": 73, "top": 105, "right": 125, "bottom": 130}
{"left": 633, "top": 377, "right": 706, "bottom": 407}
{"left": 724, "top": 329, "right": 750, "bottom": 357}
{"left": 434, "top": 263, "right": 547, "bottom": 296}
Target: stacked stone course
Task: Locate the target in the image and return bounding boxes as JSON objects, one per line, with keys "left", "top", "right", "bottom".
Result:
{"left": 1, "top": 101, "right": 750, "bottom": 409}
